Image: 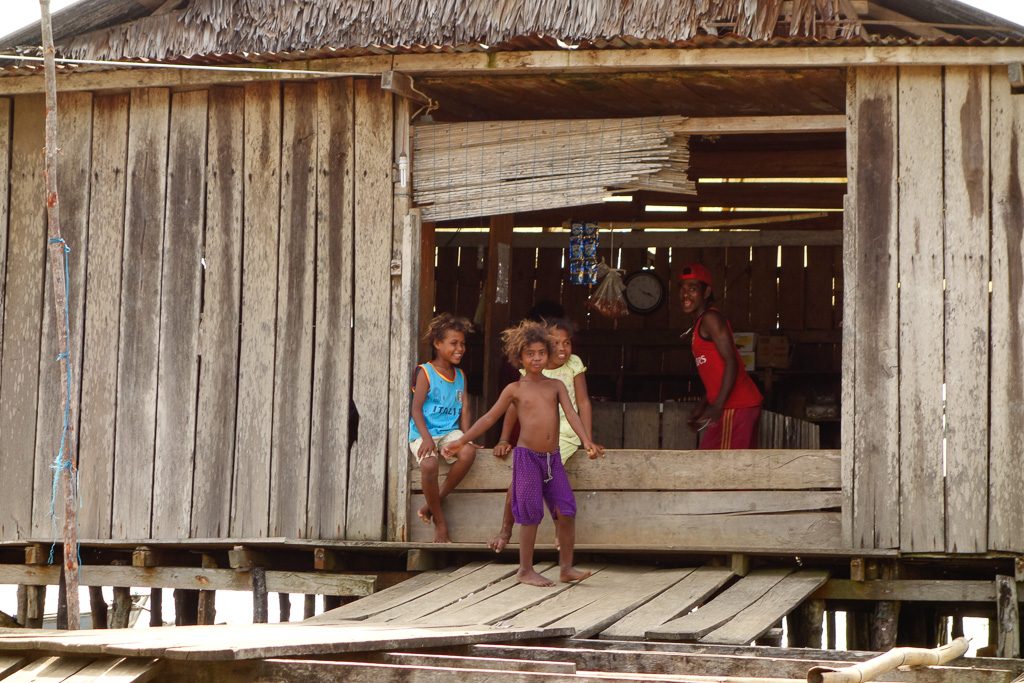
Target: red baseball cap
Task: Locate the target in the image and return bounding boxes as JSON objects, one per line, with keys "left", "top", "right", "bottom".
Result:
{"left": 678, "top": 263, "right": 713, "bottom": 289}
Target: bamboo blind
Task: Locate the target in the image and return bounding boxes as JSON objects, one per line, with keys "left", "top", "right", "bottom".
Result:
{"left": 412, "top": 116, "right": 693, "bottom": 221}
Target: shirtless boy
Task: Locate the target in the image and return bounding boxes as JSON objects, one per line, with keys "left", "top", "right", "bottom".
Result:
{"left": 444, "top": 320, "right": 603, "bottom": 586}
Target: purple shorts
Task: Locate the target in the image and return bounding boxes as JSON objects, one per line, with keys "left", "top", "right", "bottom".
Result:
{"left": 511, "top": 446, "right": 577, "bottom": 526}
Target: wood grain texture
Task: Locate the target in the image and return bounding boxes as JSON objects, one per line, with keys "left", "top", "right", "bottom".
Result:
{"left": 0, "top": 99, "right": 9, "bottom": 400}
{"left": 387, "top": 96, "right": 416, "bottom": 542}
{"left": 660, "top": 401, "right": 699, "bottom": 450}
{"left": 600, "top": 566, "right": 733, "bottom": 640}
{"left": 269, "top": 82, "right": 317, "bottom": 537}
{"left": 307, "top": 78, "right": 355, "bottom": 540}
{"left": 988, "top": 68, "right": 1024, "bottom": 553}
{"left": 748, "top": 246, "right": 777, "bottom": 334}
{"left": 896, "top": 65, "right": 945, "bottom": 553}
{"left": 113, "top": 87, "right": 170, "bottom": 540}
{"left": 152, "top": 89, "right": 208, "bottom": 539}
{"left": 622, "top": 402, "right": 660, "bottom": 449}
{"left": 700, "top": 570, "right": 829, "bottom": 645}
{"left": 409, "top": 491, "right": 842, "bottom": 549}
{"left": 0, "top": 95, "right": 46, "bottom": 540}
{"left": 804, "top": 246, "right": 833, "bottom": 331}
{"left": 346, "top": 81, "right": 394, "bottom": 540}
{"left": 77, "top": 94, "right": 129, "bottom": 540}
{"left": 591, "top": 401, "right": 623, "bottom": 449}
{"left": 648, "top": 568, "right": 791, "bottom": 640}
{"left": 191, "top": 86, "right": 244, "bottom": 538}
{"left": 850, "top": 67, "right": 900, "bottom": 550}
{"left": 840, "top": 193, "right": 856, "bottom": 549}
{"left": 777, "top": 246, "right": 805, "bottom": 331}
{"left": 942, "top": 65, "right": 990, "bottom": 553}
{"left": 410, "top": 448, "right": 841, "bottom": 492}
{"left": 232, "top": 82, "right": 281, "bottom": 538}
{"left": 31, "top": 91, "right": 93, "bottom": 537}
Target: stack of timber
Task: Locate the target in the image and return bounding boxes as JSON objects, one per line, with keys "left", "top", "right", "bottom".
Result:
{"left": 409, "top": 449, "right": 841, "bottom": 549}
{"left": 413, "top": 116, "right": 694, "bottom": 221}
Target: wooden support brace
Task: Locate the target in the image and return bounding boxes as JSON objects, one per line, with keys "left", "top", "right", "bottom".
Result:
{"left": 406, "top": 549, "right": 444, "bottom": 572}
{"left": 996, "top": 574, "right": 1020, "bottom": 658}
{"left": 1015, "top": 557, "right": 1024, "bottom": 584}
{"left": 132, "top": 546, "right": 169, "bottom": 568}
{"left": 110, "top": 589, "right": 131, "bottom": 628}
{"left": 173, "top": 589, "right": 199, "bottom": 626}
{"left": 24, "top": 544, "right": 46, "bottom": 566}
{"left": 252, "top": 566, "right": 268, "bottom": 624}
{"left": 381, "top": 71, "right": 432, "bottom": 106}
{"left": 229, "top": 545, "right": 269, "bottom": 571}
{"left": 850, "top": 558, "right": 866, "bottom": 582}
{"left": 825, "top": 609, "right": 837, "bottom": 650}
{"left": 730, "top": 554, "right": 750, "bottom": 578}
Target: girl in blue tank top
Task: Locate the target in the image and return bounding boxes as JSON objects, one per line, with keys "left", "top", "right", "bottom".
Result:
{"left": 409, "top": 313, "right": 478, "bottom": 543}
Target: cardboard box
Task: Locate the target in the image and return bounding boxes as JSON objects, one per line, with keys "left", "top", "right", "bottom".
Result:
{"left": 756, "top": 335, "right": 790, "bottom": 369}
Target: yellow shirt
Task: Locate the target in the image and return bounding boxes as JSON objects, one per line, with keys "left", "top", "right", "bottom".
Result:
{"left": 521, "top": 354, "right": 587, "bottom": 460}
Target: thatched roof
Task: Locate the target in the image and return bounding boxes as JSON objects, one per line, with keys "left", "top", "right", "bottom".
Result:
{"left": 7, "top": 0, "right": 866, "bottom": 61}
{"left": 1, "top": 0, "right": 1021, "bottom": 63}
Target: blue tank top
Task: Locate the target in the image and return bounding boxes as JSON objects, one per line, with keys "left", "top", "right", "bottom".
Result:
{"left": 408, "top": 362, "right": 465, "bottom": 441}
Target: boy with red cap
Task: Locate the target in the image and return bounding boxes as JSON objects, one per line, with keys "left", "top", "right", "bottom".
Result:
{"left": 679, "top": 263, "right": 763, "bottom": 449}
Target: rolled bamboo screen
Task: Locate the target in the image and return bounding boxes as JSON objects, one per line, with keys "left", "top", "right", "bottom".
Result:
{"left": 412, "top": 116, "right": 694, "bottom": 221}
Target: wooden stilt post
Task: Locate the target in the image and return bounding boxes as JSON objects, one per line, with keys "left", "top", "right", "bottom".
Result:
{"left": 323, "top": 595, "right": 343, "bottom": 611}
{"left": 88, "top": 587, "right": 108, "bottom": 629}
{"left": 56, "top": 568, "right": 67, "bottom": 629}
{"left": 23, "top": 545, "right": 47, "bottom": 629}
{"left": 174, "top": 589, "right": 199, "bottom": 626}
{"left": 198, "top": 553, "right": 217, "bottom": 625}
{"left": 278, "top": 593, "right": 292, "bottom": 623}
{"left": 38, "top": 0, "right": 80, "bottom": 631}
{"left": 418, "top": 222, "right": 436, "bottom": 361}
{"left": 110, "top": 588, "right": 131, "bottom": 629}
{"left": 825, "top": 609, "right": 837, "bottom": 650}
{"left": 149, "top": 588, "right": 163, "bottom": 627}
{"left": 790, "top": 599, "right": 825, "bottom": 648}
{"left": 996, "top": 574, "right": 1020, "bottom": 658}
{"left": 16, "top": 586, "right": 27, "bottom": 627}
{"left": 252, "top": 567, "right": 268, "bottom": 623}
{"left": 303, "top": 594, "right": 316, "bottom": 619}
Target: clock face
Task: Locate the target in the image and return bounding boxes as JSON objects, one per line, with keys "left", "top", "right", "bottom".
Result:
{"left": 624, "top": 271, "right": 665, "bottom": 314}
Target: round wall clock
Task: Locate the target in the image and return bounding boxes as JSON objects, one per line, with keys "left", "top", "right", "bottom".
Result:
{"left": 623, "top": 270, "right": 665, "bottom": 314}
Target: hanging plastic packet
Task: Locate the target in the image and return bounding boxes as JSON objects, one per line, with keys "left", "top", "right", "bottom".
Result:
{"left": 588, "top": 260, "right": 629, "bottom": 318}
{"left": 568, "top": 222, "right": 599, "bottom": 285}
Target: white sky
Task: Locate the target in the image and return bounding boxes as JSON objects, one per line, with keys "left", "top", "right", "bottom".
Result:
{"left": 1, "top": 0, "right": 1023, "bottom": 40}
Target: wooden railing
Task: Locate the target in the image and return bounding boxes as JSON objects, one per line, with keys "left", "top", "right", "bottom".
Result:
{"left": 408, "top": 448, "right": 842, "bottom": 551}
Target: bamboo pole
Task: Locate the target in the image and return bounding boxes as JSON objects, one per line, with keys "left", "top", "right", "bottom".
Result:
{"left": 806, "top": 637, "right": 970, "bottom": 683}
{"left": 39, "top": 0, "right": 81, "bottom": 630}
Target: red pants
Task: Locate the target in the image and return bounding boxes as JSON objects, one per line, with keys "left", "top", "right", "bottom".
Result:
{"left": 699, "top": 406, "right": 761, "bottom": 449}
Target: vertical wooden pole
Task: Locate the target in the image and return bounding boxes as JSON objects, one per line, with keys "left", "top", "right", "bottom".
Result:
{"left": 825, "top": 609, "right": 837, "bottom": 650}
{"left": 252, "top": 567, "right": 268, "bottom": 623}
{"left": 174, "top": 589, "right": 199, "bottom": 626}
{"left": 482, "top": 214, "right": 514, "bottom": 414}
{"left": 278, "top": 593, "right": 292, "bottom": 623}
{"left": 303, "top": 594, "right": 316, "bottom": 619}
{"left": 323, "top": 595, "right": 343, "bottom": 611}
{"left": 418, "top": 222, "right": 436, "bottom": 360}
{"left": 38, "top": 0, "right": 80, "bottom": 630}
{"left": 996, "top": 575, "right": 1020, "bottom": 658}
{"left": 149, "top": 588, "right": 162, "bottom": 627}
{"left": 16, "top": 586, "right": 27, "bottom": 627}
{"left": 110, "top": 588, "right": 131, "bottom": 628}
{"left": 88, "top": 587, "right": 108, "bottom": 629}
{"left": 198, "top": 553, "right": 217, "bottom": 625}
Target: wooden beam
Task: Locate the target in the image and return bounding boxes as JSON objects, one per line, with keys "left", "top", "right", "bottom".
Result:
{"left": 3, "top": 46, "right": 1024, "bottom": 95}
{"left": 812, "top": 579, "right": 1024, "bottom": 603}
{"left": 1009, "top": 63, "right": 1024, "bottom": 94}
{"left": 0, "top": 564, "right": 377, "bottom": 596}
{"left": 381, "top": 71, "right": 432, "bottom": 106}
{"left": 441, "top": 229, "right": 841, "bottom": 249}
{"left": 995, "top": 575, "right": 1020, "bottom": 658}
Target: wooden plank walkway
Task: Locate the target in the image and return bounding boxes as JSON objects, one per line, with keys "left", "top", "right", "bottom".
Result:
{"left": 0, "top": 561, "right": 837, "bottom": 671}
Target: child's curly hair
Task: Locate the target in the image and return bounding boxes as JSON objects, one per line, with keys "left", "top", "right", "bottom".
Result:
{"left": 423, "top": 313, "right": 473, "bottom": 347}
{"left": 501, "top": 320, "right": 554, "bottom": 368}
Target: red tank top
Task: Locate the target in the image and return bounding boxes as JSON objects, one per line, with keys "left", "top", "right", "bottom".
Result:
{"left": 691, "top": 310, "right": 763, "bottom": 409}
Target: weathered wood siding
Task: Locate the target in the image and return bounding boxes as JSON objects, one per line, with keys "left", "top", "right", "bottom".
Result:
{"left": 0, "top": 80, "right": 411, "bottom": 543}
{"left": 847, "top": 66, "right": 1024, "bottom": 553}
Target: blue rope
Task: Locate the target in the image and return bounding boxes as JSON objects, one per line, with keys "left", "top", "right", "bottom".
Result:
{"left": 46, "top": 236, "right": 79, "bottom": 566}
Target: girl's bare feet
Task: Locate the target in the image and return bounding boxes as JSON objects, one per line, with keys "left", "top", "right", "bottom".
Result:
{"left": 560, "top": 566, "right": 592, "bottom": 583}
{"left": 433, "top": 522, "right": 451, "bottom": 543}
{"left": 487, "top": 529, "right": 512, "bottom": 553}
{"left": 517, "top": 568, "right": 555, "bottom": 587}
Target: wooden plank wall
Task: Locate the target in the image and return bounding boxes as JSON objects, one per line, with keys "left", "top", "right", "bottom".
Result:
{"left": 848, "top": 65, "right": 1024, "bottom": 553}
{"left": 0, "top": 80, "right": 408, "bottom": 543}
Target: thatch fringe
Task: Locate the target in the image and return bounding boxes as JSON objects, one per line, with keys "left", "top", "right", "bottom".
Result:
{"left": 58, "top": 0, "right": 860, "bottom": 61}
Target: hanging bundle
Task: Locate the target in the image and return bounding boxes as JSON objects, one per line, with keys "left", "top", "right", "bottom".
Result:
{"left": 588, "top": 261, "right": 629, "bottom": 319}
{"left": 568, "top": 222, "right": 599, "bottom": 286}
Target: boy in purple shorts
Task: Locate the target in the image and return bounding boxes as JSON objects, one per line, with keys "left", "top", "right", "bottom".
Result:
{"left": 445, "top": 321, "right": 604, "bottom": 586}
